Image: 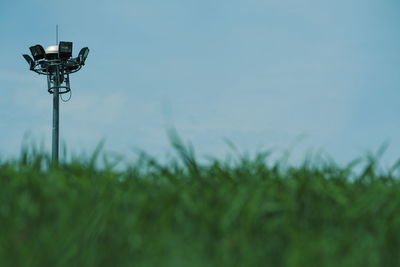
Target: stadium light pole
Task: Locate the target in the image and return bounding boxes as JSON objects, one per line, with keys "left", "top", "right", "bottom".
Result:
{"left": 23, "top": 42, "right": 90, "bottom": 164}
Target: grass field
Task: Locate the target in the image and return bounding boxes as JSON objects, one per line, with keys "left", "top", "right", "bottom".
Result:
{"left": 1, "top": 137, "right": 400, "bottom": 267}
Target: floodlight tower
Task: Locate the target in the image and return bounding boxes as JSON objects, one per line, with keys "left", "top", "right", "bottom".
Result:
{"left": 23, "top": 42, "right": 89, "bottom": 164}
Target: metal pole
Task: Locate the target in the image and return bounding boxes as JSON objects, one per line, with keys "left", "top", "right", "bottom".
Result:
{"left": 52, "top": 67, "right": 60, "bottom": 164}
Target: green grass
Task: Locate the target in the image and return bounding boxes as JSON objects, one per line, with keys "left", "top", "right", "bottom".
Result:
{"left": 1, "top": 137, "right": 400, "bottom": 267}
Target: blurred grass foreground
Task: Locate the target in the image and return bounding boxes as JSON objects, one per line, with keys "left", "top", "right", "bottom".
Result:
{"left": 1, "top": 137, "right": 400, "bottom": 267}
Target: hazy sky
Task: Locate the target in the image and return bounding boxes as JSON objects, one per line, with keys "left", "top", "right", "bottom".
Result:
{"left": 1, "top": 0, "right": 400, "bottom": 165}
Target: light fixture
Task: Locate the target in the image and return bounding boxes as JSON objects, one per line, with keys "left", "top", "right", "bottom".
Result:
{"left": 78, "top": 47, "right": 90, "bottom": 65}
{"left": 22, "top": 54, "right": 35, "bottom": 70}
{"left": 29, "top": 45, "right": 46, "bottom": 61}
{"left": 58, "top": 41, "right": 73, "bottom": 60}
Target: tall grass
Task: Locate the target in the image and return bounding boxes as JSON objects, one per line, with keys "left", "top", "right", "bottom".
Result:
{"left": 1, "top": 137, "right": 400, "bottom": 266}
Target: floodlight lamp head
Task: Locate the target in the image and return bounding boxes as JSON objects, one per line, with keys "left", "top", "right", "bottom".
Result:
{"left": 29, "top": 45, "right": 46, "bottom": 61}
{"left": 22, "top": 54, "right": 35, "bottom": 70}
{"left": 59, "top": 41, "right": 73, "bottom": 60}
{"left": 78, "top": 47, "right": 89, "bottom": 65}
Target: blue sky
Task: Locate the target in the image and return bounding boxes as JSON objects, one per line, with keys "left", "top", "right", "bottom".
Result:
{"left": 1, "top": 0, "right": 400, "bottom": 165}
